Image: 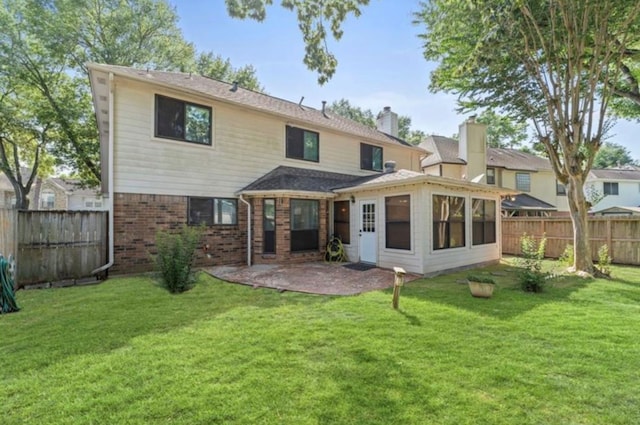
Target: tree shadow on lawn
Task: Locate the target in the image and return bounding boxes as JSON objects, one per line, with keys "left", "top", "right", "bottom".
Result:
{"left": 394, "top": 263, "right": 590, "bottom": 321}
{"left": 2, "top": 271, "right": 330, "bottom": 378}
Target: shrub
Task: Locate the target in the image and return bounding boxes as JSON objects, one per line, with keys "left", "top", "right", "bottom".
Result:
{"left": 466, "top": 275, "right": 496, "bottom": 284}
{"left": 154, "top": 225, "right": 203, "bottom": 293}
{"left": 596, "top": 244, "right": 612, "bottom": 277}
{"left": 558, "top": 244, "right": 574, "bottom": 267}
{"left": 517, "top": 233, "right": 547, "bottom": 293}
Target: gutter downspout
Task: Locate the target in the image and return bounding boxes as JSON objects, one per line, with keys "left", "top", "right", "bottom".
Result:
{"left": 238, "top": 194, "right": 251, "bottom": 266}
{"left": 92, "top": 72, "right": 115, "bottom": 276}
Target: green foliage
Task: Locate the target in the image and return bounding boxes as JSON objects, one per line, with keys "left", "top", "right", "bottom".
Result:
{"left": 416, "top": 0, "right": 640, "bottom": 273}
{"left": 194, "top": 52, "right": 264, "bottom": 92}
{"left": 517, "top": 233, "right": 547, "bottom": 292}
{"left": 466, "top": 274, "right": 495, "bottom": 284}
{"left": 154, "top": 225, "right": 202, "bottom": 293}
{"left": 559, "top": 244, "right": 574, "bottom": 267}
{"left": 596, "top": 245, "right": 612, "bottom": 277}
{"left": 593, "top": 142, "right": 638, "bottom": 168}
{"left": 329, "top": 98, "right": 427, "bottom": 145}
{"left": 476, "top": 109, "right": 529, "bottom": 149}
{"left": 225, "top": 0, "right": 370, "bottom": 85}
{"left": 0, "top": 0, "right": 263, "bottom": 188}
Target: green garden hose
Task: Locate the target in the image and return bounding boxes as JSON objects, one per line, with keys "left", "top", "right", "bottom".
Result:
{"left": 325, "top": 235, "right": 347, "bottom": 263}
{"left": 0, "top": 254, "right": 19, "bottom": 314}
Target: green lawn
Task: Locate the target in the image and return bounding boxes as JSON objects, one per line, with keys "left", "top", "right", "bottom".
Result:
{"left": 2, "top": 262, "right": 640, "bottom": 424}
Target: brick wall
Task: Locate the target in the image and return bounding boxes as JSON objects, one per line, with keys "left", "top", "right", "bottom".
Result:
{"left": 112, "top": 193, "right": 247, "bottom": 274}
{"left": 252, "top": 197, "right": 328, "bottom": 264}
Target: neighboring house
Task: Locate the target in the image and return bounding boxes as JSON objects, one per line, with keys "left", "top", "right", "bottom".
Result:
{"left": 587, "top": 168, "right": 640, "bottom": 212}
{"left": 420, "top": 125, "right": 569, "bottom": 216}
{"left": 36, "top": 178, "right": 105, "bottom": 210}
{"left": 88, "top": 63, "right": 513, "bottom": 276}
{"left": 0, "top": 171, "right": 103, "bottom": 210}
{"left": 592, "top": 206, "right": 640, "bottom": 216}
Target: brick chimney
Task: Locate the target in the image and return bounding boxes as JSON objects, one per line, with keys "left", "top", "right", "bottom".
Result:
{"left": 376, "top": 106, "right": 398, "bottom": 138}
{"left": 458, "top": 115, "right": 487, "bottom": 182}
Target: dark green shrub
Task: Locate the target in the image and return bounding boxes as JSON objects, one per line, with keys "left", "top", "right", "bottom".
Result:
{"left": 517, "top": 233, "right": 547, "bottom": 293}
{"left": 154, "top": 225, "right": 203, "bottom": 293}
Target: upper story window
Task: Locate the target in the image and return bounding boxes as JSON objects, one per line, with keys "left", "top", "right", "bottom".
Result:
{"left": 286, "top": 125, "right": 319, "bottom": 162}
{"left": 155, "top": 95, "right": 212, "bottom": 145}
{"left": 40, "top": 191, "right": 55, "bottom": 209}
{"left": 516, "top": 172, "right": 530, "bottom": 192}
{"left": 556, "top": 181, "right": 566, "bottom": 196}
{"left": 188, "top": 197, "right": 237, "bottom": 226}
{"left": 603, "top": 182, "right": 619, "bottom": 196}
{"left": 486, "top": 168, "right": 496, "bottom": 185}
{"left": 360, "top": 143, "right": 383, "bottom": 172}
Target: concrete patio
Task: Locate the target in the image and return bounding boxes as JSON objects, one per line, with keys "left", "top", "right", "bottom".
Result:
{"left": 204, "top": 262, "right": 421, "bottom": 296}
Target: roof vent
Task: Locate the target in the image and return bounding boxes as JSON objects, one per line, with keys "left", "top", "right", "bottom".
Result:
{"left": 384, "top": 160, "right": 396, "bottom": 173}
{"left": 322, "top": 100, "right": 328, "bottom": 118}
{"left": 230, "top": 81, "right": 238, "bottom": 92}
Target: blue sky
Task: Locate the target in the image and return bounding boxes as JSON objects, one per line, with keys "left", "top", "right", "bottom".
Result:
{"left": 170, "top": 0, "right": 639, "bottom": 160}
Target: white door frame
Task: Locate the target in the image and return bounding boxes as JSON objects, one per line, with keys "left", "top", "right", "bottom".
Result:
{"left": 359, "top": 200, "right": 377, "bottom": 264}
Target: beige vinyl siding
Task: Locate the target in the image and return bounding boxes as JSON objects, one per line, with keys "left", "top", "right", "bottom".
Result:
{"left": 501, "top": 169, "right": 558, "bottom": 207}
{"left": 112, "top": 79, "right": 420, "bottom": 197}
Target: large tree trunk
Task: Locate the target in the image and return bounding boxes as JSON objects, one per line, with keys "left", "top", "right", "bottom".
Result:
{"left": 566, "top": 174, "right": 593, "bottom": 273}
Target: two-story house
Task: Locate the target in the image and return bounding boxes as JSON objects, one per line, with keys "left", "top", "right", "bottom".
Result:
{"left": 587, "top": 168, "right": 640, "bottom": 214}
{"left": 420, "top": 120, "right": 569, "bottom": 216}
{"left": 88, "top": 64, "right": 512, "bottom": 276}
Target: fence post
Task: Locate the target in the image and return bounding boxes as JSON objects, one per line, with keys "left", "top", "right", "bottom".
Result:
{"left": 392, "top": 267, "right": 406, "bottom": 310}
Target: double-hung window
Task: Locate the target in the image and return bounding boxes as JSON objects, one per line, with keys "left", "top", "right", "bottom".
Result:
{"left": 472, "top": 199, "right": 496, "bottom": 245}
{"left": 155, "top": 95, "right": 212, "bottom": 145}
{"left": 286, "top": 126, "right": 319, "bottom": 162}
{"left": 291, "top": 199, "right": 319, "bottom": 251}
{"left": 188, "top": 197, "right": 237, "bottom": 226}
{"left": 486, "top": 168, "right": 496, "bottom": 185}
{"left": 360, "top": 143, "right": 383, "bottom": 171}
{"left": 433, "top": 195, "right": 466, "bottom": 250}
{"left": 603, "top": 182, "right": 619, "bottom": 195}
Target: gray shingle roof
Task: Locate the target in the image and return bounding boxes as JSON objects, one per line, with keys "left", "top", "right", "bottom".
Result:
{"left": 588, "top": 169, "right": 640, "bottom": 180}
{"left": 487, "top": 148, "right": 551, "bottom": 171}
{"left": 240, "top": 166, "right": 368, "bottom": 193}
{"left": 88, "top": 63, "right": 421, "bottom": 150}
{"left": 420, "top": 136, "right": 465, "bottom": 166}
{"left": 501, "top": 193, "right": 556, "bottom": 210}
{"left": 50, "top": 178, "right": 100, "bottom": 196}
{"left": 419, "top": 135, "right": 553, "bottom": 172}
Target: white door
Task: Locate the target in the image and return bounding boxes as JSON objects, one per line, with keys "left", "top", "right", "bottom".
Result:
{"left": 359, "top": 201, "right": 377, "bottom": 264}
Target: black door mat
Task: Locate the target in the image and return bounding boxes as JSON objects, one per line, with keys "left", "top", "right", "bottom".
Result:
{"left": 343, "top": 263, "right": 377, "bottom": 271}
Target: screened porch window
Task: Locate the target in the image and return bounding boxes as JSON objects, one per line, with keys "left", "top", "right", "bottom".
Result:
{"left": 333, "top": 200, "right": 350, "bottom": 244}
{"left": 385, "top": 195, "right": 411, "bottom": 250}
{"left": 433, "top": 195, "right": 465, "bottom": 250}
{"left": 472, "top": 198, "right": 496, "bottom": 245}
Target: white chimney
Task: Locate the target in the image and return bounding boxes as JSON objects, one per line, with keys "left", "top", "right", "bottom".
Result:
{"left": 458, "top": 115, "right": 487, "bottom": 182}
{"left": 376, "top": 106, "right": 398, "bottom": 138}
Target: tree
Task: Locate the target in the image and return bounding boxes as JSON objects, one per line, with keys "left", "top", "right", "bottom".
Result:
{"left": 1, "top": 0, "right": 263, "bottom": 191}
{"left": 416, "top": 0, "right": 640, "bottom": 273}
{"left": 329, "top": 99, "right": 426, "bottom": 145}
{"left": 593, "top": 142, "right": 638, "bottom": 168}
{"left": 475, "top": 110, "right": 529, "bottom": 149}
{"left": 195, "top": 52, "right": 264, "bottom": 92}
{"left": 225, "top": 0, "right": 370, "bottom": 84}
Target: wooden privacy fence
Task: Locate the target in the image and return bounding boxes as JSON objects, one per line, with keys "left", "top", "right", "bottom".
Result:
{"left": 0, "top": 209, "right": 17, "bottom": 259}
{"left": 502, "top": 216, "right": 640, "bottom": 265}
{"left": 1, "top": 210, "right": 108, "bottom": 287}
